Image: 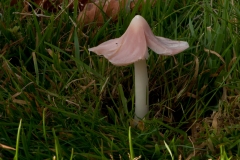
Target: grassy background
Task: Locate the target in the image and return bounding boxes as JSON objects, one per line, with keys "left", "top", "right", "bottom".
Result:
{"left": 0, "top": 0, "right": 240, "bottom": 159}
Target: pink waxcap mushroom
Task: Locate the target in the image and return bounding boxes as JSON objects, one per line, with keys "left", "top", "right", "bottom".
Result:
{"left": 89, "top": 15, "right": 189, "bottom": 66}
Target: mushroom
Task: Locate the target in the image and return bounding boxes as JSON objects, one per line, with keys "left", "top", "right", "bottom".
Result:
{"left": 89, "top": 15, "right": 189, "bottom": 124}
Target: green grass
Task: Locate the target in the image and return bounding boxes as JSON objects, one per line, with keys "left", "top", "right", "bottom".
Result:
{"left": 0, "top": 0, "right": 240, "bottom": 159}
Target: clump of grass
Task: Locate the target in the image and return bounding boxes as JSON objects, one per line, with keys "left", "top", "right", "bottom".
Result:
{"left": 0, "top": 0, "right": 240, "bottom": 159}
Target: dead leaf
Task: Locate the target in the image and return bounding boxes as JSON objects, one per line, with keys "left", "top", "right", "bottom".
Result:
{"left": 11, "top": 0, "right": 156, "bottom": 25}
{"left": 211, "top": 111, "right": 220, "bottom": 132}
{"left": 10, "top": 0, "right": 90, "bottom": 12}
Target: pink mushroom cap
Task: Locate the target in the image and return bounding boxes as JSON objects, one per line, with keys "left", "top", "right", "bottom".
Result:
{"left": 89, "top": 15, "right": 189, "bottom": 66}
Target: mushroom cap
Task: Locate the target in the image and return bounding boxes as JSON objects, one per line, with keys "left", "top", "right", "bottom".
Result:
{"left": 89, "top": 15, "right": 189, "bottom": 66}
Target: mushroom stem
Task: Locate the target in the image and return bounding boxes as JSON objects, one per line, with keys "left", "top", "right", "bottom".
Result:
{"left": 134, "top": 59, "right": 149, "bottom": 123}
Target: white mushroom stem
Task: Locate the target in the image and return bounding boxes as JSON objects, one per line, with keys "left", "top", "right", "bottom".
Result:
{"left": 134, "top": 59, "right": 149, "bottom": 123}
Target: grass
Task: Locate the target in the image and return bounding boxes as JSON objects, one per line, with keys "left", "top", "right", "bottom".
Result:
{"left": 0, "top": 0, "right": 240, "bottom": 159}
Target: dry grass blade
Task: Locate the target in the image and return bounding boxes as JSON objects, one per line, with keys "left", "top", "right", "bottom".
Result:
{"left": 204, "top": 48, "right": 225, "bottom": 64}
{"left": 186, "top": 142, "right": 207, "bottom": 160}
{"left": 0, "top": 143, "right": 16, "bottom": 151}
{"left": 187, "top": 54, "right": 199, "bottom": 92}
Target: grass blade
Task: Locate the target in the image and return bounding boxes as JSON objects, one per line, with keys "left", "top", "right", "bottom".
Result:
{"left": 13, "top": 119, "right": 22, "bottom": 160}
{"left": 128, "top": 126, "right": 134, "bottom": 160}
{"left": 163, "top": 140, "right": 174, "bottom": 160}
